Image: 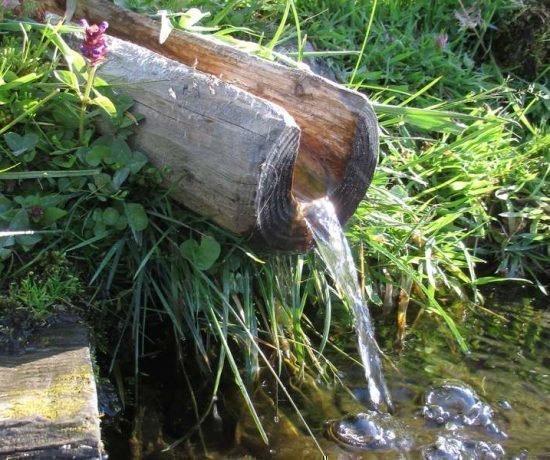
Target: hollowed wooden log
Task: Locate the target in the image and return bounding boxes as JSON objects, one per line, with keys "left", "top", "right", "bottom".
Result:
{"left": 44, "top": 0, "right": 379, "bottom": 250}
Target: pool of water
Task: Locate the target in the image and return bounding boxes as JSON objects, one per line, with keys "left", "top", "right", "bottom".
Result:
{"left": 223, "top": 286, "right": 549, "bottom": 459}
{"left": 102, "top": 286, "right": 549, "bottom": 459}
{"left": 314, "top": 286, "right": 550, "bottom": 458}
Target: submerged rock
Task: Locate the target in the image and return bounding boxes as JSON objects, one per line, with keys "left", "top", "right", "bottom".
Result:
{"left": 325, "top": 411, "right": 413, "bottom": 451}
{"left": 422, "top": 382, "right": 507, "bottom": 439}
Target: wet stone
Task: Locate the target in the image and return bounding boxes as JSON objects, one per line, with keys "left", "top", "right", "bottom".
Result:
{"left": 422, "top": 382, "right": 507, "bottom": 439}
{"left": 325, "top": 411, "right": 412, "bottom": 451}
{"left": 97, "top": 380, "right": 122, "bottom": 418}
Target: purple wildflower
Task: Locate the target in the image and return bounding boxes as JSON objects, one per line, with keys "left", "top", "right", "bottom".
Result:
{"left": 80, "top": 19, "right": 109, "bottom": 65}
{"left": 434, "top": 32, "right": 449, "bottom": 51}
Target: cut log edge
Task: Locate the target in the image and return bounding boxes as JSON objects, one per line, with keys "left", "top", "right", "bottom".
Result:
{"left": 329, "top": 100, "right": 379, "bottom": 225}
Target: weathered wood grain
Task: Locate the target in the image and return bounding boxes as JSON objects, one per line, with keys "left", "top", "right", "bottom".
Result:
{"left": 86, "top": 34, "right": 301, "bottom": 245}
{"left": 0, "top": 318, "right": 102, "bottom": 459}
{"left": 43, "top": 0, "right": 378, "bottom": 249}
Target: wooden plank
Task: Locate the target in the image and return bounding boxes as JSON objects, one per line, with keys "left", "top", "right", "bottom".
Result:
{"left": 0, "top": 318, "right": 102, "bottom": 459}
{"left": 42, "top": 0, "right": 379, "bottom": 246}
{"left": 72, "top": 34, "right": 303, "bottom": 248}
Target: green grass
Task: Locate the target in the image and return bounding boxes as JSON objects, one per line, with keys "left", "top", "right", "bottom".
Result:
{"left": 0, "top": 0, "right": 548, "bottom": 454}
{"left": 137, "top": 0, "right": 549, "bottom": 325}
{"left": 5, "top": 251, "right": 81, "bottom": 319}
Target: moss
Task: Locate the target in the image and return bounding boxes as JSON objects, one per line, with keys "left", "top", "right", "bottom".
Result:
{"left": 0, "top": 368, "right": 94, "bottom": 422}
{"left": 0, "top": 252, "right": 84, "bottom": 341}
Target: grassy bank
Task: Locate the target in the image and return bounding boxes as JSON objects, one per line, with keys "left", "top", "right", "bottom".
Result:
{"left": 0, "top": 0, "right": 548, "bottom": 454}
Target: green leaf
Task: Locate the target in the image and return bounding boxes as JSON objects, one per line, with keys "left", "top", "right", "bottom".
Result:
{"left": 180, "top": 236, "right": 221, "bottom": 271}
{"left": 0, "top": 234, "right": 15, "bottom": 248}
{"left": 112, "top": 167, "right": 130, "bottom": 190}
{"left": 473, "top": 276, "right": 529, "bottom": 286}
{"left": 0, "top": 169, "right": 99, "bottom": 180}
{"left": 92, "top": 208, "right": 103, "bottom": 222}
{"left": 178, "top": 8, "right": 212, "bottom": 30}
{"left": 125, "top": 203, "right": 148, "bottom": 232}
{"left": 52, "top": 104, "right": 80, "bottom": 129}
{"left": 110, "top": 138, "right": 132, "bottom": 165}
{"left": 0, "top": 195, "right": 12, "bottom": 213}
{"left": 159, "top": 10, "right": 174, "bottom": 44}
{"left": 94, "top": 173, "right": 115, "bottom": 194}
{"left": 93, "top": 221, "right": 107, "bottom": 237}
{"left": 114, "top": 214, "right": 128, "bottom": 230}
{"left": 92, "top": 94, "right": 117, "bottom": 116}
{"left": 3, "top": 132, "right": 39, "bottom": 156}
{"left": 449, "top": 181, "right": 469, "bottom": 191}
{"left": 41, "top": 207, "right": 68, "bottom": 226}
{"left": 128, "top": 150, "right": 148, "bottom": 174}
{"left": 103, "top": 207, "right": 120, "bottom": 226}
{"left": 54, "top": 70, "right": 79, "bottom": 90}
{"left": 9, "top": 209, "right": 42, "bottom": 246}
{"left": 65, "top": 0, "right": 77, "bottom": 22}
{"left": 52, "top": 155, "right": 77, "bottom": 169}
{"left": 198, "top": 236, "right": 221, "bottom": 270}
{"left": 85, "top": 145, "right": 110, "bottom": 166}
{"left": 0, "top": 73, "right": 41, "bottom": 92}
{"left": 9, "top": 209, "right": 29, "bottom": 230}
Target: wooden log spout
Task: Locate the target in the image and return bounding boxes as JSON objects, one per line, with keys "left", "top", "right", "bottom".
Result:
{"left": 44, "top": 0, "right": 379, "bottom": 250}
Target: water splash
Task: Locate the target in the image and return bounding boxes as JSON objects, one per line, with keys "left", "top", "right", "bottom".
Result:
{"left": 301, "top": 197, "right": 393, "bottom": 413}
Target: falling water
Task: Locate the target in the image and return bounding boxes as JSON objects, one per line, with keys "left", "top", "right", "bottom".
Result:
{"left": 301, "top": 197, "right": 393, "bottom": 413}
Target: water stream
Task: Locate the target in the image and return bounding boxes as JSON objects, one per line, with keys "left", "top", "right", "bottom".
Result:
{"left": 300, "top": 197, "right": 393, "bottom": 413}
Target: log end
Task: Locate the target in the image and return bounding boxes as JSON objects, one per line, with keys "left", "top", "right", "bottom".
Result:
{"left": 252, "top": 115, "right": 311, "bottom": 251}
{"left": 327, "top": 100, "right": 379, "bottom": 225}
{"left": 253, "top": 94, "right": 378, "bottom": 251}
{"left": 46, "top": 1, "right": 379, "bottom": 252}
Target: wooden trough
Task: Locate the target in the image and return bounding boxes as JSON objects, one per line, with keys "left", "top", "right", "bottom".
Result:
{"left": 44, "top": 0, "right": 379, "bottom": 250}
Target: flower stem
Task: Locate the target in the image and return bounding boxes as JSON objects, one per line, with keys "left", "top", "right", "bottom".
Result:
{"left": 79, "top": 65, "right": 97, "bottom": 144}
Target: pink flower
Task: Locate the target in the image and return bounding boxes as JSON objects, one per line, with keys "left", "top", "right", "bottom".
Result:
{"left": 434, "top": 32, "right": 449, "bottom": 50}
{"left": 80, "top": 19, "right": 109, "bottom": 65}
